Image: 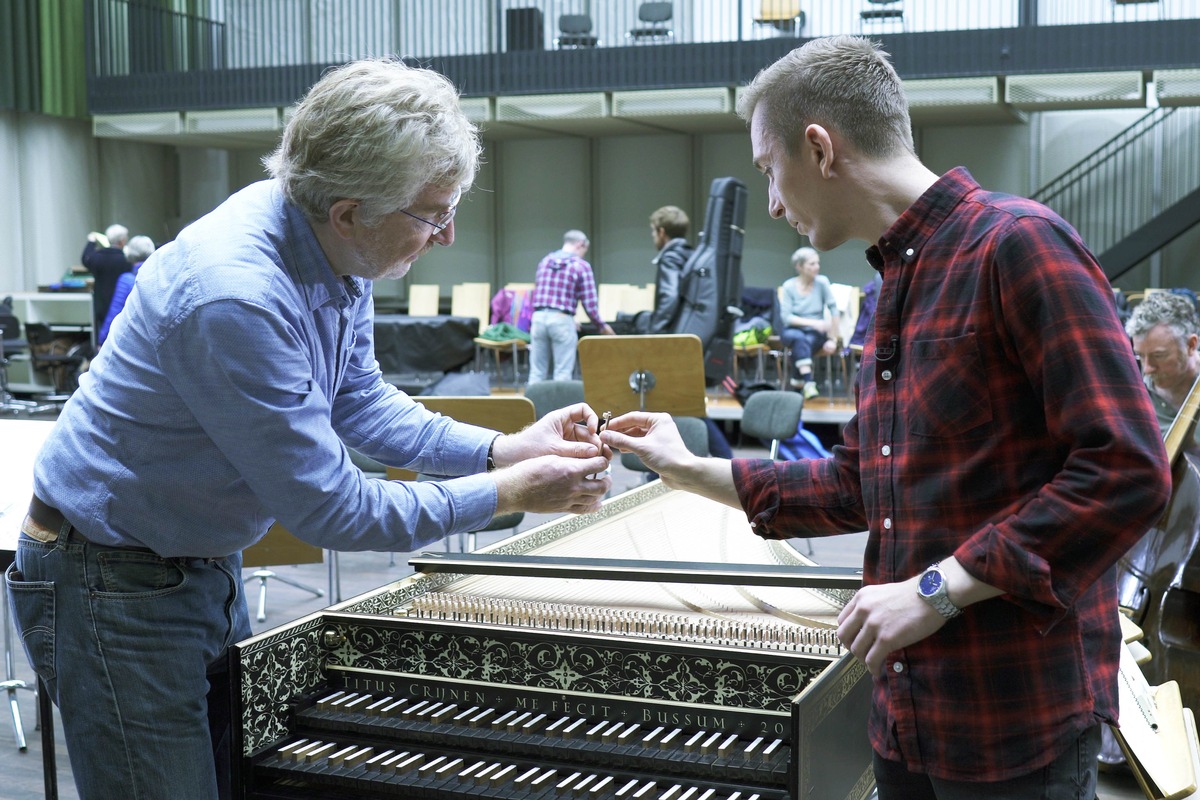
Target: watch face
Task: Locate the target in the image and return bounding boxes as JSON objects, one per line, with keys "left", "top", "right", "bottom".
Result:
{"left": 919, "top": 568, "right": 943, "bottom": 596}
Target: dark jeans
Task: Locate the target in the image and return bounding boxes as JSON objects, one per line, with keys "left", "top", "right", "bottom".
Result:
{"left": 873, "top": 723, "right": 1102, "bottom": 800}
{"left": 781, "top": 327, "right": 826, "bottom": 375}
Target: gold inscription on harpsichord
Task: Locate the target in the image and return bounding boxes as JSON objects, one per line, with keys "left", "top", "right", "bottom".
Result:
{"left": 641, "top": 709, "right": 731, "bottom": 731}
{"left": 344, "top": 676, "right": 399, "bottom": 695}
{"left": 406, "top": 681, "right": 490, "bottom": 705}
{"left": 516, "top": 696, "right": 619, "bottom": 718}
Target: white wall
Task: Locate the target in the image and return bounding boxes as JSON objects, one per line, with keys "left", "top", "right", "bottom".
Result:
{"left": 6, "top": 104, "right": 1196, "bottom": 305}
{"left": 95, "top": 138, "right": 180, "bottom": 249}
{"left": 1, "top": 112, "right": 102, "bottom": 291}
{"left": 594, "top": 133, "right": 695, "bottom": 287}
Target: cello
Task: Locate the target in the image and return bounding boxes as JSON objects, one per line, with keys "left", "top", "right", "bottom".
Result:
{"left": 1117, "top": 372, "right": 1200, "bottom": 713}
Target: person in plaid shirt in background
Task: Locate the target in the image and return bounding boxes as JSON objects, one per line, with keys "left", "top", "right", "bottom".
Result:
{"left": 601, "top": 36, "right": 1171, "bottom": 799}
{"left": 528, "top": 229, "right": 614, "bottom": 383}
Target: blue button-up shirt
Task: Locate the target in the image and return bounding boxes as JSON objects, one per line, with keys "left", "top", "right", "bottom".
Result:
{"left": 35, "top": 180, "right": 498, "bottom": 558}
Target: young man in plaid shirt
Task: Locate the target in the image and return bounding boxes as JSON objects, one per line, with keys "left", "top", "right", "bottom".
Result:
{"left": 603, "top": 36, "right": 1170, "bottom": 799}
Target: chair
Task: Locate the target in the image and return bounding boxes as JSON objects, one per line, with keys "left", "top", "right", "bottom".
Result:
{"left": 860, "top": 0, "right": 904, "bottom": 30}
{"left": 581, "top": 283, "right": 637, "bottom": 327}
{"left": 474, "top": 335, "right": 527, "bottom": 390}
{"left": 814, "top": 282, "right": 860, "bottom": 398}
{"left": 555, "top": 14, "right": 599, "bottom": 48}
{"left": 453, "top": 281, "right": 524, "bottom": 387}
{"left": 395, "top": 395, "right": 537, "bottom": 552}
{"left": 450, "top": 282, "right": 491, "bottom": 334}
{"left": 754, "top": 0, "right": 805, "bottom": 36}
{"left": 739, "top": 389, "right": 804, "bottom": 460}
{"left": 1, "top": 316, "right": 53, "bottom": 414}
{"left": 738, "top": 389, "right": 813, "bottom": 554}
{"left": 524, "top": 379, "right": 585, "bottom": 420}
{"left": 407, "top": 283, "right": 440, "bottom": 316}
{"left": 242, "top": 522, "right": 326, "bottom": 622}
{"left": 627, "top": 2, "right": 674, "bottom": 44}
{"left": 23, "top": 322, "right": 89, "bottom": 402}
{"left": 733, "top": 341, "right": 771, "bottom": 384}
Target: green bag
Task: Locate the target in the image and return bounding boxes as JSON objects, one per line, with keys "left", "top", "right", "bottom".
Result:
{"left": 479, "top": 322, "right": 531, "bottom": 343}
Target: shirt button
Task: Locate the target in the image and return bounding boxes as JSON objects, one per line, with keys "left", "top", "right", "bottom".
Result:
{"left": 881, "top": 445, "right": 891, "bottom": 456}
{"left": 881, "top": 369, "right": 893, "bottom": 381}
{"left": 905, "top": 248, "right": 914, "bottom": 257}
{"left": 883, "top": 517, "right": 892, "bottom": 530}
{"left": 892, "top": 662, "right": 904, "bottom": 673}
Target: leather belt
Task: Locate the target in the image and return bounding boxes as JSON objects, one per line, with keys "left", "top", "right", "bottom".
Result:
{"left": 535, "top": 306, "right": 569, "bottom": 314}
{"left": 23, "top": 495, "right": 70, "bottom": 543}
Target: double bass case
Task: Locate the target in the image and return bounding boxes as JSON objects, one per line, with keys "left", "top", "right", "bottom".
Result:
{"left": 672, "top": 176, "right": 747, "bottom": 383}
{"left": 1117, "top": 375, "right": 1200, "bottom": 714}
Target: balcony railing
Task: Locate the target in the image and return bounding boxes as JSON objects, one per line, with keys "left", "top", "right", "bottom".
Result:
{"left": 1034, "top": 105, "right": 1200, "bottom": 277}
{"left": 85, "top": 0, "right": 1200, "bottom": 114}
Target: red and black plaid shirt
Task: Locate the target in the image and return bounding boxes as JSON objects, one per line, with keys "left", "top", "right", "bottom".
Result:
{"left": 733, "top": 168, "right": 1170, "bottom": 781}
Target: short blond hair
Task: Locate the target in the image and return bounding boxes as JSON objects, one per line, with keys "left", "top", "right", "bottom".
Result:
{"left": 649, "top": 206, "right": 689, "bottom": 240}
{"left": 736, "top": 35, "right": 913, "bottom": 159}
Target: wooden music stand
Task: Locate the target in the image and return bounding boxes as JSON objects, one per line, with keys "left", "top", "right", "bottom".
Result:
{"left": 412, "top": 395, "right": 536, "bottom": 434}
{"left": 577, "top": 334, "right": 707, "bottom": 416}
{"left": 388, "top": 396, "right": 537, "bottom": 552}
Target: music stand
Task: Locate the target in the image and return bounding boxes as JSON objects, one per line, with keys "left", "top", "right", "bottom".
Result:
{"left": 577, "top": 334, "right": 707, "bottom": 416}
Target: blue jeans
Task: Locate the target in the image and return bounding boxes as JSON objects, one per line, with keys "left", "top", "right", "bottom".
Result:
{"left": 873, "top": 723, "right": 1102, "bottom": 800}
{"left": 782, "top": 326, "right": 826, "bottom": 377}
{"left": 529, "top": 308, "right": 579, "bottom": 383}
{"left": 6, "top": 526, "right": 251, "bottom": 800}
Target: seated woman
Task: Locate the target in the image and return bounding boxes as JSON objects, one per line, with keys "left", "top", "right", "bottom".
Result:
{"left": 779, "top": 246, "right": 839, "bottom": 398}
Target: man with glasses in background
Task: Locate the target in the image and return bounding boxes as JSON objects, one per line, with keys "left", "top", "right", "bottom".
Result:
{"left": 8, "top": 58, "right": 612, "bottom": 800}
{"left": 1126, "top": 290, "right": 1200, "bottom": 451}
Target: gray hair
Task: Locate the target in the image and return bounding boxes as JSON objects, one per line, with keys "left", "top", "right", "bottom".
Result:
{"left": 791, "top": 246, "right": 819, "bottom": 266}
{"left": 105, "top": 224, "right": 129, "bottom": 248}
{"left": 124, "top": 235, "right": 156, "bottom": 263}
{"left": 264, "top": 58, "right": 481, "bottom": 226}
{"left": 1126, "top": 292, "right": 1200, "bottom": 350}
{"left": 563, "top": 230, "right": 589, "bottom": 248}
{"left": 736, "top": 35, "right": 914, "bottom": 159}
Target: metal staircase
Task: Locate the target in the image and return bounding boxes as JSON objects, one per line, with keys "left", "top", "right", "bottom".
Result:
{"left": 1033, "top": 106, "right": 1200, "bottom": 283}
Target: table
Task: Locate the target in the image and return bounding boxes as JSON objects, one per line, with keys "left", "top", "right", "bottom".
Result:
{"left": 373, "top": 314, "right": 479, "bottom": 383}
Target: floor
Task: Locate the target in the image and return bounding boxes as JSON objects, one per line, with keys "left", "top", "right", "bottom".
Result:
{"left": 0, "top": 425, "right": 1151, "bottom": 800}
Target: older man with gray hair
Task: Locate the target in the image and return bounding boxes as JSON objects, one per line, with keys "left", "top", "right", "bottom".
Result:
{"left": 1126, "top": 291, "right": 1200, "bottom": 444}
{"left": 82, "top": 221, "right": 130, "bottom": 332}
{"left": 10, "top": 58, "right": 611, "bottom": 800}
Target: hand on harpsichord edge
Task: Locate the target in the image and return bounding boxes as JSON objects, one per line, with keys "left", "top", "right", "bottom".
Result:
{"left": 489, "top": 402, "right": 614, "bottom": 516}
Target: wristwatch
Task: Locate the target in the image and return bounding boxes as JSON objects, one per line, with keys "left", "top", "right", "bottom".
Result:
{"left": 917, "top": 562, "right": 962, "bottom": 619}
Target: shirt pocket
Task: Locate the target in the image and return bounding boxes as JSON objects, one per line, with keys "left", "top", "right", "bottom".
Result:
{"left": 907, "top": 332, "right": 993, "bottom": 438}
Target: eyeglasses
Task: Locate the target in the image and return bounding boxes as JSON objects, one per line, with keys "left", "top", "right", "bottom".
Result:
{"left": 398, "top": 188, "right": 461, "bottom": 232}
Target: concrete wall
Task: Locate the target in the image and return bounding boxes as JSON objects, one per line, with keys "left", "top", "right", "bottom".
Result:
{"left": 3, "top": 107, "right": 1196, "bottom": 305}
